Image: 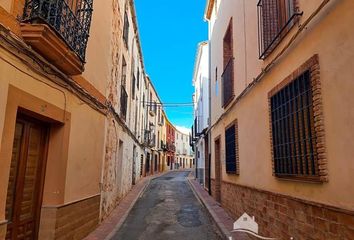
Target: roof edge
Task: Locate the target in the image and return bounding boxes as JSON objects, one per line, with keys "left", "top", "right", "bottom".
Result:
{"left": 204, "top": 0, "right": 215, "bottom": 20}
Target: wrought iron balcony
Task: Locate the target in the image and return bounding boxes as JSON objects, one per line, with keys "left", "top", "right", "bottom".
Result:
{"left": 222, "top": 58, "right": 234, "bottom": 108}
{"left": 22, "top": 0, "right": 93, "bottom": 62}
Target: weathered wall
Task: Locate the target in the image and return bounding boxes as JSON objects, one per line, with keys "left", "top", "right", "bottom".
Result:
{"left": 100, "top": 0, "right": 145, "bottom": 220}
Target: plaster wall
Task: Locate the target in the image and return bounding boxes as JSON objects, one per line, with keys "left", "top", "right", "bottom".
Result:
{"left": 0, "top": 47, "right": 105, "bottom": 220}
{"left": 209, "top": 0, "right": 354, "bottom": 211}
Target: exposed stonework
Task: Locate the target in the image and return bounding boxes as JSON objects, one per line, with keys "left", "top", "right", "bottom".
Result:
{"left": 101, "top": 0, "right": 127, "bottom": 220}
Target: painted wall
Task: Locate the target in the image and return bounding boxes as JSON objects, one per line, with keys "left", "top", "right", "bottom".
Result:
{"left": 193, "top": 42, "right": 210, "bottom": 133}
{"left": 208, "top": 0, "right": 354, "bottom": 211}
{"left": 0, "top": 47, "right": 105, "bottom": 218}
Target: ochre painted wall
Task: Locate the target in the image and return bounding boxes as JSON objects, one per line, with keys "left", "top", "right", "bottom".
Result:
{"left": 209, "top": 0, "right": 354, "bottom": 211}
{"left": 0, "top": 46, "right": 106, "bottom": 221}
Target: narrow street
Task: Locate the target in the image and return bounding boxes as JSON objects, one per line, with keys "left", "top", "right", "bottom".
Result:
{"left": 111, "top": 171, "right": 222, "bottom": 240}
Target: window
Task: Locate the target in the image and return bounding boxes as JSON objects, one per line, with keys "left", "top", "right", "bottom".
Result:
{"left": 225, "top": 122, "right": 238, "bottom": 174}
{"left": 121, "top": 57, "right": 127, "bottom": 87}
{"left": 270, "top": 71, "right": 318, "bottom": 179}
{"left": 137, "top": 69, "right": 140, "bottom": 89}
{"left": 222, "top": 20, "right": 234, "bottom": 108}
{"left": 132, "top": 75, "right": 136, "bottom": 99}
{"left": 257, "top": 0, "right": 301, "bottom": 59}
{"left": 123, "top": 12, "right": 129, "bottom": 46}
{"left": 269, "top": 55, "right": 326, "bottom": 181}
{"left": 120, "top": 86, "right": 128, "bottom": 120}
{"left": 215, "top": 67, "right": 219, "bottom": 97}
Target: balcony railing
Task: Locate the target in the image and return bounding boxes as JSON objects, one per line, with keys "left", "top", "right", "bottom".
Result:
{"left": 221, "top": 58, "right": 234, "bottom": 108}
{"left": 23, "top": 0, "right": 93, "bottom": 62}
{"left": 257, "top": 0, "right": 302, "bottom": 59}
{"left": 120, "top": 86, "right": 128, "bottom": 120}
{"left": 144, "top": 130, "right": 156, "bottom": 148}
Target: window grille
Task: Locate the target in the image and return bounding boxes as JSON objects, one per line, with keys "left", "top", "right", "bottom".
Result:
{"left": 225, "top": 124, "right": 237, "bottom": 174}
{"left": 270, "top": 70, "right": 318, "bottom": 178}
{"left": 257, "top": 0, "right": 302, "bottom": 59}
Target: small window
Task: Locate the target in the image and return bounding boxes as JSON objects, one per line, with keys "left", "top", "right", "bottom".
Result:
{"left": 121, "top": 57, "right": 127, "bottom": 87}
{"left": 137, "top": 69, "right": 140, "bottom": 89}
{"left": 225, "top": 122, "right": 238, "bottom": 174}
{"left": 132, "top": 75, "right": 136, "bottom": 99}
{"left": 123, "top": 12, "right": 129, "bottom": 46}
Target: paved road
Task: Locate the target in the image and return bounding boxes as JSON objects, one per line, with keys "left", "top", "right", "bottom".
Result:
{"left": 111, "top": 171, "right": 223, "bottom": 240}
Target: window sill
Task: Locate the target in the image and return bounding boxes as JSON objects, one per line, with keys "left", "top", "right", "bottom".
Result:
{"left": 275, "top": 174, "right": 324, "bottom": 184}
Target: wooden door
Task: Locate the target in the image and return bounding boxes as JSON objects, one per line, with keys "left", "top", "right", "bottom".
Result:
{"left": 214, "top": 139, "right": 221, "bottom": 203}
{"left": 5, "top": 115, "right": 48, "bottom": 240}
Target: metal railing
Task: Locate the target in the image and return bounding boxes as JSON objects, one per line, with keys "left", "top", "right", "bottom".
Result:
{"left": 221, "top": 58, "right": 234, "bottom": 107}
{"left": 257, "top": 0, "right": 302, "bottom": 59}
{"left": 23, "top": 0, "right": 93, "bottom": 61}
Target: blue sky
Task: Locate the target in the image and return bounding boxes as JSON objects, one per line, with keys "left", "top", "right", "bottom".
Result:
{"left": 135, "top": 0, "right": 207, "bottom": 130}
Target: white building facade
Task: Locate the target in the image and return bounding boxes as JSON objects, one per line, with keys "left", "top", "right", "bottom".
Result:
{"left": 192, "top": 42, "right": 210, "bottom": 185}
{"left": 175, "top": 130, "right": 194, "bottom": 169}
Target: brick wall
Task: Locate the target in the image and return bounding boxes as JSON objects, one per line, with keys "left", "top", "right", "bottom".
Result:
{"left": 39, "top": 195, "right": 100, "bottom": 240}
{"left": 210, "top": 179, "right": 216, "bottom": 201}
{"left": 221, "top": 181, "right": 354, "bottom": 239}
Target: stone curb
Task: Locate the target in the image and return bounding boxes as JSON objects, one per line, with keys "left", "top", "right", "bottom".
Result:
{"left": 187, "top": 178, "right": 231, "bottom": 240}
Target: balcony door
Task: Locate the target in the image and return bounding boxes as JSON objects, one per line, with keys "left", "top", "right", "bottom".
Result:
{"left": 6, "top": 115, "right": 48, "bottom": 240}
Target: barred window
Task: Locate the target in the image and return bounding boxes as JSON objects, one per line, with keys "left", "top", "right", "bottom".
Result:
{"left": 257, "top": 0, "right": 301, "bottom": 59}
{"left": 225, "top": 124, "right": 237, "bottom": 174}
{"left": 270, "top": 70, "right": 319, "bottom": 179}
{"left": 222, "top": 20, "right": 234, "bottom": 107}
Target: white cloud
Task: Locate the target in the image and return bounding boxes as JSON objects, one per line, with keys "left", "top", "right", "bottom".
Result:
{"left": 175, "top": 126, "right": 191, "bottom": 135}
